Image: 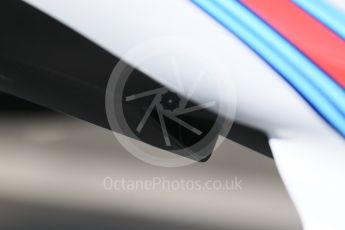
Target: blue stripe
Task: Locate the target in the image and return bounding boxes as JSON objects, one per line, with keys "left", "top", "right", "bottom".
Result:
{"left": 192, "top": 0, "right": 345, "bottom": 137}
{"left": 293, "top": 0, "right": 345, "bottom": 40}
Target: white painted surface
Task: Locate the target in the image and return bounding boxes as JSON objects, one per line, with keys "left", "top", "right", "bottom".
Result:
{"left": 22, "top": 0, "right": 345, "bottom": 229}
{"left": 327, "top": 0, "right": 345, "bottom": 12}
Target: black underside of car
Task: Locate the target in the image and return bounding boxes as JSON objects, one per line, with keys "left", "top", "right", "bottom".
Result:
{"left": 0, "top": 0, "right": 273, "bottom": 159}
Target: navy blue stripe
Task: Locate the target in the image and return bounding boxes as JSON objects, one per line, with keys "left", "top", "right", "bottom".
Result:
{"left": 192, "top": 0, "right": 345, "bottom": 137}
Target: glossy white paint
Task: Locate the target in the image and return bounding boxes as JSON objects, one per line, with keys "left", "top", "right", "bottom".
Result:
{"left": 23, "top": 0, "right": 345, "bottom": 229}
{"left": 328, "top": 0, "right": 345, "bottom": 12}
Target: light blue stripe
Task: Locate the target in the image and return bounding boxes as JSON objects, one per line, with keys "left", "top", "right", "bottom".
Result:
{"left": 214, "top": 0, "right": 345, "bottom": 116}
{"left": 294, "top": 0, "right": 345, "bottom": 40}
{"left": 192, "top": 0, "right": 345, "bottom": 137}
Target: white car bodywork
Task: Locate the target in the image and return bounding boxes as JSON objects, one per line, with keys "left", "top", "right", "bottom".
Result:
{"left": 24, "top": 0, "right": 345, "bottom": 229}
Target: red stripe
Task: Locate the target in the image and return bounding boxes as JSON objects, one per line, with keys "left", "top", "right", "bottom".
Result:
{"left": 241, "top": 0, "right": 345, "bottom": 88}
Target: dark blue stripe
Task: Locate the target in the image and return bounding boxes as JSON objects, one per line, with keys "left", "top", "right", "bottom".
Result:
{"left": 192, "top": 0, "right": 345, "bottom": 137}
